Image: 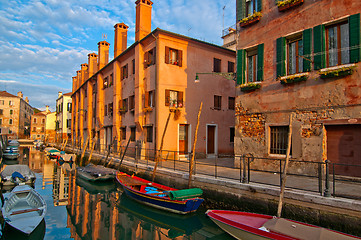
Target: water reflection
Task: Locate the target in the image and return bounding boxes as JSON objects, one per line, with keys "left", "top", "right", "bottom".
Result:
{"left": 1, "top": 146, "right": 232, "bottom": 240}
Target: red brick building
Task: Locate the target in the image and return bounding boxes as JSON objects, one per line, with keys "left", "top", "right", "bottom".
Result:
{"left": 235, "top": 0, "right": 361, "bottom": 176}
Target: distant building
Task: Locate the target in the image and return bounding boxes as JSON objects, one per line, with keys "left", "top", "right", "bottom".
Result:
{"left": 0, "top": 91, "right": 34, "bottom": 139}
{"left": 234, "top": 0, "right": 361, "bottom": 177}
{"left": 71, "top": 0, "right": 236, "bottom": 158}
{"left": 46, "top": 111, "right": 57, "bottom": 143}
{"left": 31, "top": 112, "right": 46, "bottom": 140}
{"left": 56, "top": 92, "right": 72, "bottom": 142}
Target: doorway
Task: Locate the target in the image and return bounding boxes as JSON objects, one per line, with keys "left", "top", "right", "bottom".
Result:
{"left": 207, "top": 125, "right": 217, "bottom": 157}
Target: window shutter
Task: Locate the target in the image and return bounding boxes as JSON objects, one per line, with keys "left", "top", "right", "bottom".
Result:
{"left": 165, "top": 46, "right": 170, "bottom": 64}
{"left": 177, "top": 91, "right": 183, "bottom": 107}
{"left": 153, "top": 47, "right": 157, "bottom": 65}
{"left": 349, "top": 13, "right": 360, "bottom": 63}
{"left": 313, "top": 24, "right": 325, "bottom": 70}
{"left": 236, "top": 0, "right": 245, "bottom": 22}
{"left": 178, "top": 50, "right": 183, "bottom": 67}
{"left": 257, "top": 43, "right": 264, "bottom": 81}
{"left": 165, "top": 89, "right": 170, "bottom": 106}
{"left": 125, "top": 64, "right": 128, "bottom": 78}
{"left": 236, "top": 49, "right": 245, "bottom": 85}
{"left": 119, "top": 100, "right": 123, "bottom": 109}
{"left": 303, "top": 28, "right": 312, "bottom": 72}
{"left": 144, "top": 92, "right": 149, "bottom": 108}
{"left": 276, "top": 37, "right": 286, "bottom": 77}
{"left": 124, "top": 99, "right": 128, "bottom": 112}
{"left": 257, "top": 0, "right": 262, "bottom": 12}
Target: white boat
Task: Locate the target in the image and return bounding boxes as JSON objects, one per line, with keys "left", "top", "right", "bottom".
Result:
{"left": 0, "top": 165, "right": 36, "bottom": 187}
{"left": 2, "top": 185, "right": 47, "bottom": 235}
{"left": 7, "top": 139, "right": 20, "bottom": 147}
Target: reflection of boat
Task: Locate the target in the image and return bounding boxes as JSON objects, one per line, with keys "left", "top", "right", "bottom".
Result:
{"left": 76, "top": 177, "right": 117, "bottom": 194}
{"left": 3, "top": 146, "right": 20, "bottom": 160}
{"left": 0, "top": 165, "right": 36, "bottom": 188}
{"left": 8, "top": 139, "right": 20, "bottom": 147}
{"left": 76, "top": 164, "right": 116, "bottom": 182}
{"left": 2, "top": 185, "right": 47, "bottom": 235}
{"left": 1, "top": 218, "right": 46, "bottom": 240}
{"left": 44, "top": 147, "right": 61, "bottom": 159}
{"left": 206, "top": 210, "right": 361, "bottom": 240}
{"left": 119, "top": 194, "right": 203, "bottom": 237}
{"left": 116, "top": 172, "right": 204, "bottom": 214}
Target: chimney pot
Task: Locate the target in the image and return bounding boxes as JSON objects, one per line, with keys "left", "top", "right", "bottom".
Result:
{"left": 58, "top": 91, "right": 63, "bottom": 98}
{"left": 135, "top": 0, "right": 153, "bottom": 41}
{"left": 17, "top": 91, "right": 23, "bottom": 98}
{"left": 114, "top": 23, "right": 129, "bottom": 58}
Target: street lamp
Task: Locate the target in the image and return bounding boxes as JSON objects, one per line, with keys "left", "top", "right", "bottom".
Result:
{"left": 195, "top": 72, "right": 236, "bottom": 83}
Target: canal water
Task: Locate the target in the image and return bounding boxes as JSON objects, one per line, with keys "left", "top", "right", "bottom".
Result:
{"left": 1, "top": 146, "right": 233, "bottom": 240}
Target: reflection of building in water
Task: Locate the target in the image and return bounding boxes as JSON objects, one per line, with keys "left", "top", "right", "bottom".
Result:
{"left": 41, "top": 152, "right": 55, "bottom": 190}
{"left": 53, "top": 166, "right": 70, "bottom": 206}
{"left": 28, "top": 147, "right": 45, "bottom": 173}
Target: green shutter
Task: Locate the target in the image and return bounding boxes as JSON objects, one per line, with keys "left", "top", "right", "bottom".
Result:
{"left": 257, "top": 0, "right": 262, "bottom": 12}
{"left": 303, "top": 28, "right": 312, "bottom": 72}
{"left": 276, "top": 37, "right": 286, "bottom": 78}
{"left": 313, "top": 24, "right": 325, "bottom": 70}
{"left": 349, "top": 13, "right": 360, "bottom": 63}
{"left": 237, "top": 49, "right": 246, "bottom": 85}
{"left": 257, "top": 43, "right": 264, "bottom": 81}
{"left": 236, "top": 0, "right": 245, "bottom": 22}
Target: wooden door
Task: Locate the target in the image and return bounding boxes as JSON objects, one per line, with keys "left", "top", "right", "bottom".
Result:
{"left": 326, "top": 125, "right": 361, "bottom": 177}
{"left": 179, "top": 124, "right": 188, "bottom": 154}
{"left": 207, "top": 125, "right": 216, "bottom": 155}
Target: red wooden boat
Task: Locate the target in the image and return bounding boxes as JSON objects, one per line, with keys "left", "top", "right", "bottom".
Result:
{"left": 206, "top": 210, "right": 361, "bottom": 240}
{"left": 116, "top": 172, "right": 204, "bottom": 214}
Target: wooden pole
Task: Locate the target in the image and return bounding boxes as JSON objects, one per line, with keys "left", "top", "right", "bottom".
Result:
{"left": 277, "top": 113, "right": 294, "bottom": 218}
{"left": 188, "top": 102, "right": 202, "bottom": 188}
{"left": 62, "top": 138, "right": 68, "bottom": 151}
{"left": 80, "top": 136, "right": 89, "bottom": 160}
{"left": 119, "top": 137, "right": 131, "bottom": 167}
{"left": 152, "top": 112, "right": 172, "bottom": 182}
{"left": 88, "top": 136, "right": 98, "bottom": 163}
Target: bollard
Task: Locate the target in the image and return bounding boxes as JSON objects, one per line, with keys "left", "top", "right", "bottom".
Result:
{"left": 324, "top": 160, "right": 331, "bottom": 197}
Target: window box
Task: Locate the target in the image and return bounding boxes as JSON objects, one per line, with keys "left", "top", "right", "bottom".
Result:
{"left": 239, "top": 12, "right": 262, "bottom": 28}
{"left": 143, "top": 107, "right": 153, "bottom": 113}
{"left": 319, "top": 64, "right": 356, "bottom": 79}
{"left": 279, "top": 72, "right": 309, "bottom": 85}
{"left": 277, "top": 0, "right": 303, "bottom": 12}
{"left": 119, "top": 108, "right": 127, "bottom": 114}
{"left": 240, "top": 82, "right": 261, "bottom": 92}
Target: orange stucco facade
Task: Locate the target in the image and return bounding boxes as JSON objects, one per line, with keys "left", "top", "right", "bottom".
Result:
{"left": 72, "top": 1, "right": 236, "bottom": 157}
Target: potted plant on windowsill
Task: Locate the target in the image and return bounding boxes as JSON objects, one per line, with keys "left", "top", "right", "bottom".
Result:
{"left": 277, "top": 0, "right": 304, "bottom": 12}
{"left": 143, "top": 107, "right": 153, "bottom": 112}
{"left": 318, "top": 64, "right": 356, "bottom": 79}
{"left": 279, "top": 72, "right": 309, "bottom": 85}
{"left": 118, "top": 108, "right": 127, "bottom": 114}
{"left": 240, "top": 82, "right": 261, "bottom": 92}
{"left": 239, "top": 12, "right": 262, "bottom": 28}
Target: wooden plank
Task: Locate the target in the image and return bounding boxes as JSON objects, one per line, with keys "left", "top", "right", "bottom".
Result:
{"left": 10, "top": 208, "right": 41, "bottom": 215}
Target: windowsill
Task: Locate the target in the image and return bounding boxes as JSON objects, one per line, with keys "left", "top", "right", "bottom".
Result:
{"left": 279, "top": 72, "right": 309, "bottom": 84}
{"left": 143, "top": 107, "right": 153, "bottom": 112}
{"left": 239, "top": 12, "right": 262, "bottom": 28}
{"left": 319, "top": 63, "right": 356, "bottom": 79}
{"left": 277, "top": 0, "right": 304, "bottom": 12}
{"left": 239, "top": 82, "right": 262, "bottom": 92}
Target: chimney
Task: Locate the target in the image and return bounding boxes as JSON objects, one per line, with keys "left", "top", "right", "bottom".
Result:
{"left": 114, "top": 23, "right": 129, "bottom": 58}
{"left": 25, "top": 97, "right": 29, "bottom": 103}
{"left": 88, "top": 53, "right": 98, "bottom": 77}
{"left": 72, "top": 76, "right": 77, "bottom": 93}
{"left": 135, "top": 0, "right": 153, "bottom": 41}
{"left": 58, "top": 91, "right": 63, "bottom": 98}
{"left": 81, "top": 63, "right": 88, "bottom": 83}
{"left": 98, "top": 41, "right": 110, "bottom": 70}
{"left": 46, "top": 105, "right": 50, "bottom": 113}
{"left": 76, "top": 70, "right": 81, "bottom": 88}
{"left": 17, "top": 91, "right": 23, "bottom": 99}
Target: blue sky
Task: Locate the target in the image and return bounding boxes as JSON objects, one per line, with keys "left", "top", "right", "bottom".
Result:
{"left": 0, "top": 0, "right": 235, "bottom": 111}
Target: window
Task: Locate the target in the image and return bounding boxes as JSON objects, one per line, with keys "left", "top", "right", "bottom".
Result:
{"left": 313, "top": 14, "right": 360, "bottom": 70}
{"left": 67, "top": 103, "right": 72, "bottom": 112}
{"left": 236, "top": 0, "right": 262, "bottom": 22}
{"left": 230, "top": 127, "right": 235, "bottom": 143}
{"left": 41, "top": 127, "right": 44, "bottom": 132}
{"left": 129, "top": 95, "right": 135, "bottom": 111}
{"left": 67, "top": 119, "right": 71, "bottom": 128}
{"left": 246, "top": 0, "right": 259, "bottom": 16}
{"left": 228, "top": 61, "right": 235, "bottom": 73}
{"left": 237, "top": 44, "right": 264, "bottom": 85}
{"left": 33, "top": 127, "right": 36, "bottom": 132}
{"left": 145, "top": 48, "right": 156, "bottom": 67}
{"left": 103, "top": 77, "right": 109, "bottom": 88}
{"left": 165, "top": 90, "right": 183, "bottom": 108}
{"left": 0, "top": 119, "right": 2, "bottom": 125}
{"left": 287, "top": 36, "right": 303, "bottom": 74}
{"left": 9, "top": 101, "right": 13, "bottom": 106}
{"left": 9, "top": 119, "right": 13, "bottom": 125}
{"left": 130, "top": 127, "right": 136, "bottom": 141}
{"left": 121, "top": 64, "right": 128, "bottom": 80}
{"left": 165, "top": 47, "right": 182, "bottom": 66}
{"left": 144, "top": 90, "right": 154, "bottom": 108}
{"left": 109, "top": 74, "right": 113, "bottom": 86}
{"left": 145, "top": 126, "right": 153, "bottom": 143}
{"left": 42, "top": 118, "right": 45, "bottom": 124}
{"left": 119, "top": 98, "right": 128, "bottom": 113}
{"left": 34, "top": 118, "right": 37, "bottom": 123}
{"left": 270, "top": 126, "right": 291, "bottom": 155}
{"left": 132, "top": 59, "right": 136, "bottom": 74}
{"left": 108, "top": 103, "right": 113, "bottom": 116}
{"left": 84, "top": 85, "right": 87, "bottom": 97}
{"left": 0, "top": 100, "right": 4, "bottom": 105}
{"left": 93, "top": 82, "right": 97, "bottom": 94}
{"left": 326, "top": 21, "right": 349, "bottom": 67}
{"left": 0, "top": 109, "right": 2, "bottom": 115}
{"left": 10, "top": 109, "right": 13, "bottom": 115}
{"left": 228, "top": 97, "right": 235, "bottom": 110}
{"left": 120, "top": 127, "right": 126, "bottom": 140}
{"left": 214, "top": 95, "right": 222, "bottom": 110}
{"left": 213, "top": 58, "right": 221, "bottom": 72}
{"left": 104, "top": 105, "right": 108, "bottom": 116}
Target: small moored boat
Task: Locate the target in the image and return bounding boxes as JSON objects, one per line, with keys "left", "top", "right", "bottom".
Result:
{"left": 116, "top": 172, "right": 204, "bottom": 214}
{"left": 206, "top": 210, "right": 361, "bottom": 240}
{"left": 76, "top": 164, "right": 117, "bottom": 182}
{"left": 2, "top": 185, "right": 47, "bottom": 235}
{"left": 0, "top": 165, "right": 36, "bottom": 188}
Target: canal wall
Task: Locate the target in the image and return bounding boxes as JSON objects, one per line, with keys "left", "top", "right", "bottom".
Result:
{"left": 65, "top": 147, "right": 361, "bottom": 236}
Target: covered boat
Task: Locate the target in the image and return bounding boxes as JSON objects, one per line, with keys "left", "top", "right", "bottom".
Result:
{"left": 2, "top": 185, "right": 47, "bottom": 235}
{"left": 206, "top": 210, "right": 361, "bottom": 240}
{"left": 0, "top": 165, "right": 36, "bottom": 188}
{"left": 116, "top": 172, "right": 204, "bottom": 214}
{"left": 76, "top": 164, "right": 117, "bottom": 182}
